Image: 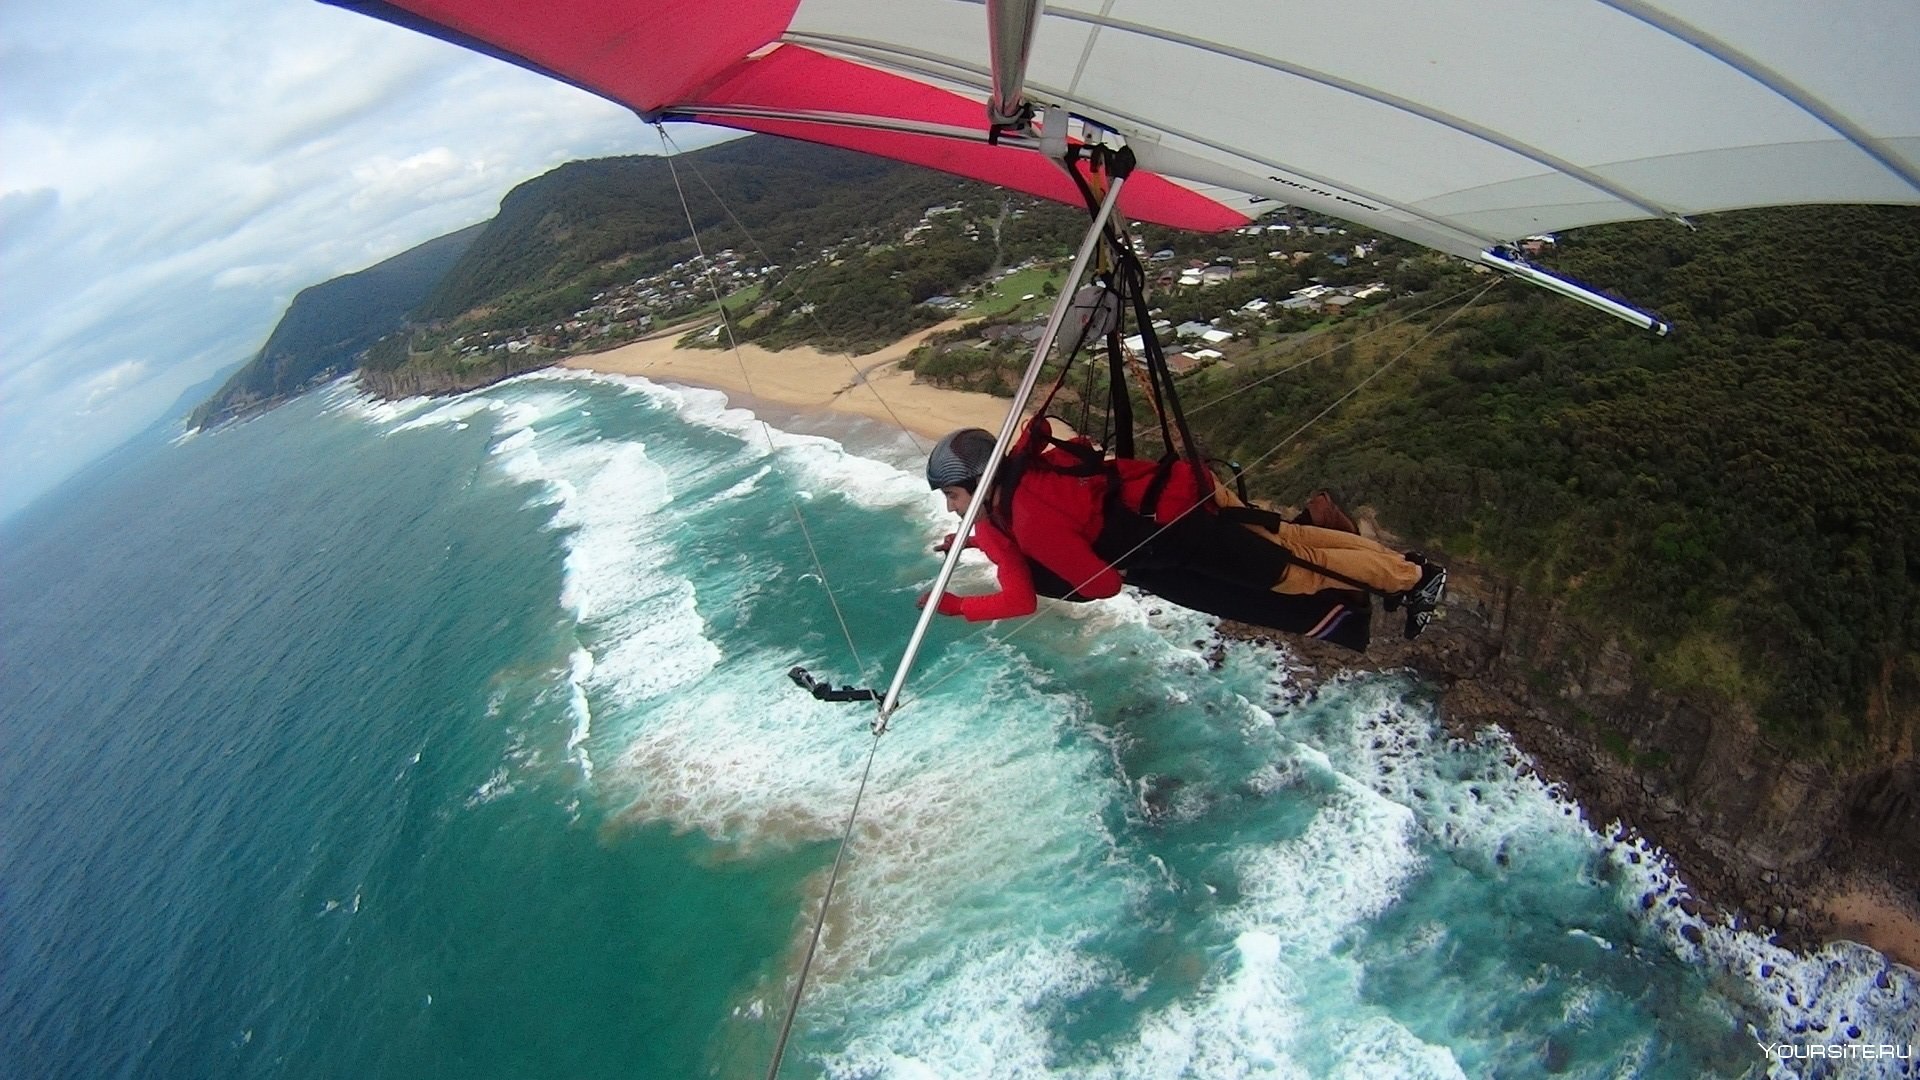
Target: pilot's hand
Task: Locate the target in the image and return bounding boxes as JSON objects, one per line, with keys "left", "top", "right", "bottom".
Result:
{"left": 916, "top": 592, "right": 964, "bottom": 616}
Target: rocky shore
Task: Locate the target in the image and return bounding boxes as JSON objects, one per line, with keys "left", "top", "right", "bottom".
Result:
{"left": 1220, "top": 553, "right": 1920, "bottom": 972}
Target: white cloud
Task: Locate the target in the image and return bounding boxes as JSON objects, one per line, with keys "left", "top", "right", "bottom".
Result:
{"left": 211, "top": 264, "right": 293, "bottom": 291}
{"left": 0, "top": 0, "right": 736, "bottom": 520}
{"left": 79, "top": 359, "right": 151, "bottom": 414}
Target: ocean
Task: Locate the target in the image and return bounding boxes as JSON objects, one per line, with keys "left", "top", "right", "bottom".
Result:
{"left": 2, "top": 370, "right": 1914, "bottom": 1079}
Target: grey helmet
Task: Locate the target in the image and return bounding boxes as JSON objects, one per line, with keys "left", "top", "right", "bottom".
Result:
{"left": 926, "top": 428, "right": 997, "bottom": 491}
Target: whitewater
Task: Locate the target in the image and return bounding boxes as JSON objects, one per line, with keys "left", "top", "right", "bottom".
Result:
{"left": 0, "top": 370, "right": 1913, "bottom": 1080}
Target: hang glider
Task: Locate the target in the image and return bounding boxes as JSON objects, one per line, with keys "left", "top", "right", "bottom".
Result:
{"left": 328, "top": 0, "right": 1920, "bottom": 332}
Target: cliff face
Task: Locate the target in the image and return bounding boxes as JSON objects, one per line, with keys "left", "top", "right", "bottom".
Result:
{"left": 1257, "top": 559, "right": 1920, "bottom": 960}
{"left": 191, "top": 225, "right": 486, "bottom": 429}
{"left": 354, "top": 359, "right": 540, "bottom": 400}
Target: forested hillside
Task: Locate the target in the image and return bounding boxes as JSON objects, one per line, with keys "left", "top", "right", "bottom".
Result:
{"left": 359, "top": 136, "right": 1092, "bottom": 389}
{"left": 417, "top": 138, "right": 1024, "bottom": 331}
{"left": 189, "top": 224, "right": 484, "bottom": 428}
{"left": 1182, "top": 206, "right": 1920, "bottom": 754}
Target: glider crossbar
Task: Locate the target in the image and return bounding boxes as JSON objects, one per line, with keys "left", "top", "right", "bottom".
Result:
{"left": 667, "top": 66, "right": 1672, "bottom": 335}
{"left": 1479, "top": 249, "right": 1670, "bottom": 335}
{"left": 657, "top": 102, "right": 1043, "bottom": 152}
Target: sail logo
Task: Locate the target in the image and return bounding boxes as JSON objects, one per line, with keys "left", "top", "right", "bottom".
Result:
{"left": 1263, "top": 175, "right": 1381, "bottom": 214}
{"left": 1761, "top": 1042, "right": 1915, "bottom": 1061}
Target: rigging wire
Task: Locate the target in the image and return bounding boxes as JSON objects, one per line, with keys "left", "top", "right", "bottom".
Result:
{"left": 657, "top": 127, "right": 873, "bottom": 686}
{"left": 765, "top": 730, "right": 884, "bottom": 1080}
{"left": 656, "top": 126, "right": 892, "bottom": 1080}
{"left": 656, "top": 127, "right": 933, "bottom": 455}
{"left": 888, "top": 277, "right": 1501, "bottom": 719}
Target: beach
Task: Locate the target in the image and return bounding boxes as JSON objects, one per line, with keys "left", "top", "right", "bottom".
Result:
{"left": 1822, "top": 888, "right": 1920, "bottom": 973}
{"left": 562, "top": 320, "right": 1010, "bottom": 444}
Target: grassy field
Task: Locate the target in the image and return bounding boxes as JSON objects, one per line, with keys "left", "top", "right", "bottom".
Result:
{"left": 961, "top": 264, "right": 1067, "bottom": 319}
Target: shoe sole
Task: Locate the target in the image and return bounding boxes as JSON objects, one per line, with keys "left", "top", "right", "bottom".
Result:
{"left": 1410, "top": 568, "right": 1447, "bottom": 609}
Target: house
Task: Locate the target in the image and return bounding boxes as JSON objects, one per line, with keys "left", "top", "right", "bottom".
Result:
{"left": 1200, "top": 266, "right": 1233, "bottom": 285}
{"left": 1175, "top": 320, "right": 1214, "bottom": 339}
{"left": 1122, "top": 321, "right": 1175, "bottom": 353}
{"left": 1200, "top": 328, "right": 1235, "bottom": 345}
{"left": 1240, "top": 298, "right": 1271, "bottom": 314}
{"left": 1167, "top": 347, "right": 1226, "bottom": 374}
{"left": 1323, "top": 295, "right": 1360, "bottom": 314}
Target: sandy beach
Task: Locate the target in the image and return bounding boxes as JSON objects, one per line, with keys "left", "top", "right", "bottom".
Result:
{"left": 561, "top": 320, "right": 1011, "bottom": 443}
{"left": 1821, "top": 887, "right": 1920, "bottom": 973}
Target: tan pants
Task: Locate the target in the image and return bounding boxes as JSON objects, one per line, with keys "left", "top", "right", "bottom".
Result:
{"left": 1252, "top": 521, "right": 1423, "bottom": 595}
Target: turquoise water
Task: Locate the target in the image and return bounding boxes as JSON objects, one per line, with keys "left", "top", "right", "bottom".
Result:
{"left": 2, "top": 372, "right": 1914, "bottom": 1079}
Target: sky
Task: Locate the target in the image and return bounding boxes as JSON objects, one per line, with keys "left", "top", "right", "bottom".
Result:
{"left": 0, "top": 0, "right": 735, "bottom": 521}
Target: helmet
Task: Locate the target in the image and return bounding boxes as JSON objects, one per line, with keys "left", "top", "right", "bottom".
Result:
{"left": 926, "top": 428, "right": 997, "bottom": 491}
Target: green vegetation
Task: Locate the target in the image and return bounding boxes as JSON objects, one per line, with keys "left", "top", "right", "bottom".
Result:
{"left": 701, "top": 197, "right": 1088, "bottom": 353}
{"left": 420, "top": 142, "right": 943, "bottom": 324}
{"left": 1178, "top": 206, "right": 1919, "bottom": 755}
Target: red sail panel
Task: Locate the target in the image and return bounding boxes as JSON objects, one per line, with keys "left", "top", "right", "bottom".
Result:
{"left": 362, "top": 0, "right": 801, "bottom": 113}
{"left": 687, "top": 46, "right": 1249, "bottom": 233}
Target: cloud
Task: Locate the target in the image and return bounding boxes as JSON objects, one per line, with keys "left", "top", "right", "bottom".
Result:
{"left": 348, "top": 147, "right": 475, "bottom": 211}
{"left": 78, "top": 359, "right": 151, "bottom": 414}
{"left": 0, "top": 0, "right": 733, "bottom": 520}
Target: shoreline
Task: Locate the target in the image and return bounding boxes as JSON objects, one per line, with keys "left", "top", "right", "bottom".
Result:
{"left": 564, "top": 323, "right": 1920, "bottom": 976}
{"left": 560, "top": 320, "right": 1010, "bottom": 444}
{"left": 1257, "top": 589, "right": 1920, "bottom": 976}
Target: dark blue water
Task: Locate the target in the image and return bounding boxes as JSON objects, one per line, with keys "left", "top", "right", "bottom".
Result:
{"left": 2, "top": 374, "right": 1913, "bottom": 1079}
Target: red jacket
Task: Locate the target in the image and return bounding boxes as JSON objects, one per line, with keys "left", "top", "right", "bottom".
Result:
{"left": 935, "top": 436, "right": 1211, "bottom": 621}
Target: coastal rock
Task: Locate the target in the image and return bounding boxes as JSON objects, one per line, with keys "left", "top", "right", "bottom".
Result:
{"left": 1222, "top": 552, "right": 1920, "bottom": 968}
